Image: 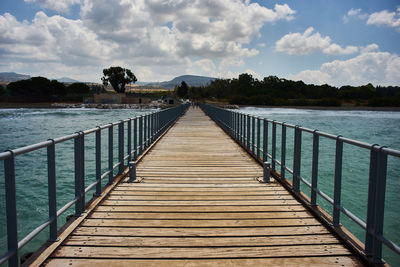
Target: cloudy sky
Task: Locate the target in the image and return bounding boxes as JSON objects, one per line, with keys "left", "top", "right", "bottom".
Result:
{"left": 0, "top": 0, "right": 399, "bottom": 86}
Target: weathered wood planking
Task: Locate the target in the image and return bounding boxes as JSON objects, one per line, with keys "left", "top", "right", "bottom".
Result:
{"left": 41, "top": 107, "right": 362, "bottom": 266}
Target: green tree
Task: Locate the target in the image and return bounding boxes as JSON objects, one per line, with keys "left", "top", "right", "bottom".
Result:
{"left": 67, "top": 83, "right": 90, "bottom": 95}
{"left": 0, "top": 84, "right": 5, "bottom": 96}
{"left": 101, "top": 66, "right": 137, "bottom": 93}
{"left": 175, "top": 81, "right": 189, "bottom": 98}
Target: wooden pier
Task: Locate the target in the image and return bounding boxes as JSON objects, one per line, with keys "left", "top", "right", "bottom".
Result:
{"left": 32, "top": 107, "right": 363, "bottom": 266}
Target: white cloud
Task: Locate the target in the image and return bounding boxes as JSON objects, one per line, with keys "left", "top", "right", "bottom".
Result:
{"left": 342, "top": 8, "right": 367, "bottom": 23}
{"left": 275, "top": 27, "right": 358, "bottom": 55}
{"left": 360, "top": 43, "right": 379, "bottom": 54}
{"left": 288, "top": 51, "right": 400, "bottom": 86}
{"left": 367, "top": 8, "right": 400, "bottom": 31}
{"left": 24, "top": 0, "right": 81, "bottom": 13}
{"left": 1, "top": 0, "right": 296, "bottom": 81}
{"left": 343, "top": 7, "right": 400, "bottom": 32}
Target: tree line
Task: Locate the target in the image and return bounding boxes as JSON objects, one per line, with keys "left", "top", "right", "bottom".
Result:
{"left": 175, "top": 73, "right": 400, "bottom": 107}
{"left": 1, "top": 77, "right": 92, "bottom": 102}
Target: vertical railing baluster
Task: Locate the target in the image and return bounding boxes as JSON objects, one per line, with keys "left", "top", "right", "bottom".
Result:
{"left": 257, "top": 118, "right": 261, "bottom": 160}
{"left": 144, "top": 114, "right": 147, "bottom": 150}
{"left": 293, "top": 126, "right": 301, "bottom": 192}
{"left": 128, "top": 119, "right": 132, "bottom": 163}
{"left": 4, "top": 152, "right": 19, "bottom": 267}
{"left": 108, "top": 124, "right": 113, "bottom": 184}
{"left": 47, "top": 140, "right": 57, "bottom": 242}
{"left": 272, "top": 121, "right": 276, "bottom": 171}
{"left": 95, "top": 127, "right": 101, "bottom": 196}
{"left": 139, "top": 116, "right": 143, "bottom": 155}
{"left": 133, "top": 118, "right": 137, "bottom": 160}
{"left": 310, "top": 130, "right": 319, "bottom": 206}
{"left": 333, "top": 136, "right": 343, "bottom": 227}
{"left": 118, "top": 121, "right": 124, "bottom": 175}
{"left": 251, "top": 116, "right": 255, "bottom": 154}
{"left": 281, "top": 123, "right": 286, "bottom": 179}
{"left": 263, "top": 119, "right": 268, "bottom": 163}
{"left": 365, "top": 145, "right": 379, "bottom": 257}
{"left": 74, "top": 132, "right": 84, "bottom": 216}
{"left": 246, "top": 115, "right": 250, "bottom": 151}
{"left": 371, "top": 147, "right": 388, "bottom": 263}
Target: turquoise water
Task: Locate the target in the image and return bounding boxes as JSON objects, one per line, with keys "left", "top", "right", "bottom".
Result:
{"left": 0, "top": 108, "right": 156, "bottom": 265}
{"left": 0, "top": 107, "right": 399, "bottom": 265}
{"left": 239, "top": 107, "right": 400, "bottom": 266}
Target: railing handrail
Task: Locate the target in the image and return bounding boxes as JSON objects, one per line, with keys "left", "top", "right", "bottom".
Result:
{"left": 200, "top": 103, "right": 400, "bottom": 265}
{"left": 0, "top": 103, "right": 189, "bottom": 266}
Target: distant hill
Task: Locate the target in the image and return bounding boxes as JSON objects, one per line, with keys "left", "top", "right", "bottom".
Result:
{"left": 56, "top": 77, "right": 80, "bottom": 83}
{"left": 0, "top": 72, "right": 30, "bottom": 82}
{"left": 146, "top": 75, "right": 216, "bottom": 89}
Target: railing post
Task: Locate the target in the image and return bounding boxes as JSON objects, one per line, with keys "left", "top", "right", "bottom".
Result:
{"left": 251, "top": 116, "right": 255, "bottom": 154}
{"left": 151, "top": 113, "right": 154, "bottom": 142}
{"left": 281, "top": 123, "right": 286, "bottom": 178}
{"left": 74, "top": 132, "right": 85, "bottom": 216}
{"left": 133, "top": 118, "right": 137, "bottom": 160}
{"left": 256, "top": 118, "right": 261, "bottom": 159}
{"left": 310, "top": 130, "right": 320, "bottom": 206}
{"left": 246, "top": 115, "right": 250, "bottom": 151}
{"left": 365, "top": 145, "right": 387, "bottom": 263}
{"left": 95, "top": 127, "right": 101, "bottom": 197}
{"left": 4, "top": 152, "right": 19, "bottom": 267}
{"left": 263, "top": 119, "right": 268, "bottom": 163}
{"left": 293, "top": 126, "right": 301, "bottom": 192}
{"left": 272, "top": 121, "right": 276, "bottom": 171}
{"left": 144, "top": 114, "right": 147, "bottom": 150}
{"left": 263, "top": 162, "right": 271, "bottom": 183}
{"left": 127, "top": 119, "right": 132, "bottom": 163}
{"left": 128, "top": 161, "right": 136, "bottom": 182}
{"left": 47, "top": 140, "right": 58, "bottom": 242}
{"left": 139, "top": 116, "right": 143, "bottom": 155}
{"left": 108, "top": 124, "right": 113, "bottom": 184}
{"left": 333, "top": 136, "right": 343, "bottom": 227}
{"left": 118, "top": 121, "right": 124, "bottom": 175}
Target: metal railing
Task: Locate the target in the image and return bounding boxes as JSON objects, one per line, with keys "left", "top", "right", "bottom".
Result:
{"left": 0, "top": 103, "right": 189, "bottom": 266}
{"left": 201, "top": 103, "right": 400, "bottom": 264}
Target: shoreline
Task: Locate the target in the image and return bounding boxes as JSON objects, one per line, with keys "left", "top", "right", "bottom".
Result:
{"left": 1, "top": 102, "right": 400, "bottom": 112}
{"left": 238, "top": 105, "right": 400, "bottom": 112}
{"left": 0, "top": 102, "right": 166, "bottom": 109}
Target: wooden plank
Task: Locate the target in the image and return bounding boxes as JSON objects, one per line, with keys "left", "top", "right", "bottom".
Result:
{"left": 72, "top": 225, "right": 331, "bottom": 237}
{"left": 64, "top": 235, "right": 339, "bottom": 247}
{"left": 52, "top": 244, "right": 352, "bottom": 259}
{"left": 105, "top": 195, "right": 296, "bottom": 201}
{"left": 109, "top": 190, "right": 290, "bottom": 196}
{"left": 88, "top": 211, "right": 313, "bottom": 219}
{"left": 44, "top": 257, "right": 364, "bottom": 267}
{"left": 80, "top": 218, "right": 321, "bottom": 227}
{"left": 101, "top": 199, "right": 300, "bottom": 206}
{"left": 95, "top": 205, "right": 307, "bottom": 212}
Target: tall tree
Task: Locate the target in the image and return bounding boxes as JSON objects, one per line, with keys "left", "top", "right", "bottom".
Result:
{"left": 176, "top": 81, "right": 189, "bottom": 98}
{"left": 101, "top": 66, "right": 137, "bottom": 93}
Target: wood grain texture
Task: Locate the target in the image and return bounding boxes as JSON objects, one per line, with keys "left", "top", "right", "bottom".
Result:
{"left": 42, "top": 107, "right": 361, "bottom": 266}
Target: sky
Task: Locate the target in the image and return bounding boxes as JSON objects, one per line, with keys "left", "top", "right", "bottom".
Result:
{"left": 0, "top": 0, "right": 399, "bottom": 86}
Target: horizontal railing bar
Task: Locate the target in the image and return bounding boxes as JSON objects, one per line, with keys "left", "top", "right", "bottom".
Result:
{"left": 0, "top": 250, "right": 16, "bottom": 266}
{"left": 85, "top": 180, "right": 99, "bottom": 194}
{"left": 378, "top": 234, "right": 400, "bottom": 255}
{"left": 82, "top": 127, "right": 98, "bottom": 135}
{"left": 53, "top": 133, "right": 78, "bottom": 144}
{"left": 101, "top": 170, "right": 112, "bottom": 180}
{"left": 18, "top": 216, "right": 54, "bottom": 251}
{"left": 57, "top": 197, "right": 79, "bottom": 218}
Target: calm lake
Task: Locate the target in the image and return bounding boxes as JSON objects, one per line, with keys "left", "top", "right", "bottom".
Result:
{"left": 0, "top": 107, "right": 399, "bottom": 265}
